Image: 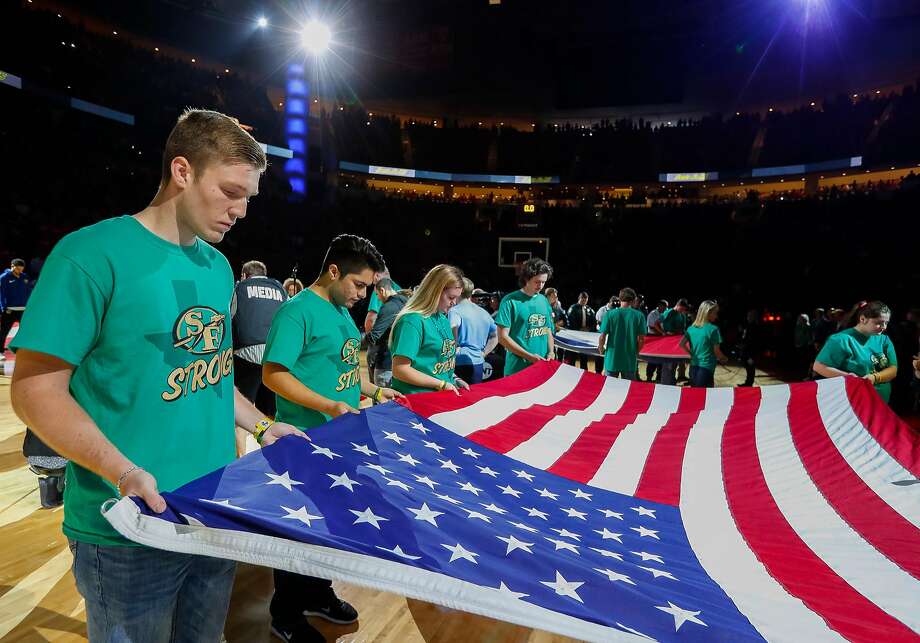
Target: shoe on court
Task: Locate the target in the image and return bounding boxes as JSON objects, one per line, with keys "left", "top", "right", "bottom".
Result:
{"left": 303, "top": 597, "right": 358, "bottom": 624}
{"left": 270, "top": 619, "right": 325, "bottom": 643}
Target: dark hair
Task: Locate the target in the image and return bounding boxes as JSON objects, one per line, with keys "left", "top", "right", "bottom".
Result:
{"left": 321, "top": 234, "right": 385, "bottom": 278}
{"left": 578, "top": 291, "right": 589, "bottom": 300}
{"left": 618, "top": 287, "right": 637, "bottom": 303}
{"left": 843, "top": 300, "right": 891, "bottom": 328}
{"left": 241, "top": 260, "right": 267, "bottom": 277}
{"left": 11, "top": 258, "right": 25, "bottom": 267}
{"left": 657, "top": 299, "right": 669, "bottom": 308}
{"left": 676, "top": 298, "right": 689, "bottom": 308}
{"left": 376, "top": 277, "right": 394, "bottom": 292}
{"left": 519, "top": 257, "right": 553, "bottom": 286}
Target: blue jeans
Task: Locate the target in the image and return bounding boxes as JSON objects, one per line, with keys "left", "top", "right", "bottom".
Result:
{"left": 70, "top": 539, "right": 235, "bottom": 642}
{"left": 689, "top": 365, "right": 715, "bottom": 388}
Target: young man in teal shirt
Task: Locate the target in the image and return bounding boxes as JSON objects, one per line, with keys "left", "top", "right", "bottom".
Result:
{"left": 10, "top": 109, "right": 306, "bottom": 642}
{"left": 262, "top": 234, "right": 402, "bottom": 641}
{"left": 496, "top": 257, "right": 555, "bottom": 376}
{"left": 598, "top": 287, "right": 646, "bottom": 379}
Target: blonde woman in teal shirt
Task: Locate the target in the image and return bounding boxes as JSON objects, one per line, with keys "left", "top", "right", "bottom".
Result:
{"left": 679, "top": 300, "right": 728, "bottom": 388}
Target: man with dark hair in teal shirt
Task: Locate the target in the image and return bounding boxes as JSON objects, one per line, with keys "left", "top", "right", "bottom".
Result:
{"left": 262, "top": 234, "right": 403, "bottom": 641}
{"left": 496, "top": 257, "right": 555, "bottom": 376}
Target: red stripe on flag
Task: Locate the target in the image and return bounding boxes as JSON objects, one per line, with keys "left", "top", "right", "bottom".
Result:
{"left": 468, "top": 371, "right": 605, "bottom": 454}
{"left": 632, "top": 387, "right": 707, "bottom": 506}
{"left": 723, "top": 387, "right": 916, "bottom": 642}
{"left": 788, "top": 382, "right": 920, "bottom": 579}
{"left": 545, "top": 381, "right": 655, "bottom": 483}
{"left": 844, "top": 377, "right": 920, "bottom": 479}
{"left": 401, "top": 361, "right": 561, "bottom": 418}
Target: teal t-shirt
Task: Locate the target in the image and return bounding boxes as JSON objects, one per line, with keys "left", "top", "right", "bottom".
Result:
{"left": 660, "top": 307, "right": 687, "bottom": 334}
{"left": 495, "top": 290, "right": 554, "bottom": 376}
{"left": 601, "top": 306, "right": 646, "bottom": 374}
{"left": 263, "top": 289, "right": 362, "bottom": 429}
{"left": 390, "top": 311, "right": 457, "bottom": 394}
{"left": 816, "top": 328, "right": 898, "bottom": 403}
{"left": 11, "top": 216, "right": 236, "bottom": 546}
{"left": 368, "top": 279, "right": 401, "bottom": 314}
{"left": 683, "top": 323, "right": 723, "bottom": 370}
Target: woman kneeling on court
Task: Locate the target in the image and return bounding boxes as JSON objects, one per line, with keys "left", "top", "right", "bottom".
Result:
{"left": 390, "top": 264, "right": 470, "bottom": 394}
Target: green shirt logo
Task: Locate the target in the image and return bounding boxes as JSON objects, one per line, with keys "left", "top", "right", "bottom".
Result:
{"left": 441, "top": 338, "right": 457, "bottom": 357}
{"left": 341, "top": 337, "right": 361, "bottom": 366}
{"left": 162, "top": 306, "right": 233, "bottom": 401}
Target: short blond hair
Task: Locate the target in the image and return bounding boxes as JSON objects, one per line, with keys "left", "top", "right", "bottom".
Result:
{"left": 160, "top": 108, "right": 266, "bottom": 186}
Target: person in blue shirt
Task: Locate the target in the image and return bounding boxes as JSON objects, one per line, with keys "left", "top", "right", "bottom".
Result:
{"left": 449, "top": 278, "right": 498, "bottom": 384}
{"left": 0, "top": 258, "right": 34, "bottom": 355}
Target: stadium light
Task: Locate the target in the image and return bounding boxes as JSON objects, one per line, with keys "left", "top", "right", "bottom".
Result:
{"left": 301, "top": 20, "right": 332, "bottom": 54}
{"left": 257, "top": 16, "right": 269, "bottom": 28}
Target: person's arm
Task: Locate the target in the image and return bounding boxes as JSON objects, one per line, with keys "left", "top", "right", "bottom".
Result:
{"left": 391, "top": 356, "right": 461, "bottom": 394}
{"left": 363, "top": 310, "right": 378, "bottom": 335}
{"left": 263, "top": 361, "right": 359, "bottom": 417}
{"left": 11, "top": 349, "right": 167, "bottom": 512}
{"left": 597, "top": 332, "right": 607, "bottom": 355}
{"left": 714, "top": 344, "right": 729, "bottom": 364}
{"left": 868, "top": 366, "right": 897, "bottom": 385}
{"left": 547, "top": 329, "right": 556, "bottom": 359}
{"left": 497, "top": 326, "right": 543, "bottom": 363}
{"left": 233, "top": 387, "right": 308, "bottom": 444}
{"left": 636, "top": 333, "right": 645, "bottom": 352}
{"left": 367, "top": 303, "right": 392, "bottom": 345}
{"left": 359, "top": 374, "right": 404, "bottom": 402}
{"left": 679, "top": 334, "right": 691, "bottom": 355}
{"left": 812, "top": 361, "right": 854, "bottom": 379}
{"left": 483, "top": 332, "right": 499, "bottom": 357}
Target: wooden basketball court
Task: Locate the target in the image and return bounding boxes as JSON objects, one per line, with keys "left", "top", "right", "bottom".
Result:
{"left": 0, "top": 360, "right": 780, "bottom": 642}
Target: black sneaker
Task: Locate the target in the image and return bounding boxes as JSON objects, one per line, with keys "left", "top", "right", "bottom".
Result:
{"left": 270, "top": 619, "right": 325, "bottom": 643}
{"left": 303, "top": 597, "right": 359, "bottom": 625}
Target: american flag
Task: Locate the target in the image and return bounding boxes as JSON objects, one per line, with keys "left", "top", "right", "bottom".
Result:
{"left": 106, "top": 362, "right": 920, "bottom": 642}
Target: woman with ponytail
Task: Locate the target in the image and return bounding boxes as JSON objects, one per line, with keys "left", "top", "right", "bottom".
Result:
{"left": 679, "top": 300, "right": 728, "bottom": 388}
{"left": 390, "top": 265, "right": 470, "bottom": 394}
{"left": 813, "top": 300, "right": 898, "bottom": 403}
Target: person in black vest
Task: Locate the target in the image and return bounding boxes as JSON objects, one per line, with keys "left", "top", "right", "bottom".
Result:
{"left": 231, "top": 260, "right": 287, "bottom": 454}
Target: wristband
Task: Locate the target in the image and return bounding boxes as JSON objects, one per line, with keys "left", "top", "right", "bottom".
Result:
{"left": 373, "top": 386, "right": 384, "bottom": 403}
{"left": 253, "top": 418, "right": 274, "bottom": 444}
{"left": 438, "top": 380, "right": 447, "bottom": 391}
{"left": 116, "top": 465, "right": 142, "bottom": 496}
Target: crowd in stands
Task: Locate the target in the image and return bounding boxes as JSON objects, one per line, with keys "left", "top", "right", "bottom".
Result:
{"left": 5, "top": 3, "right": 920, "bottom": 413}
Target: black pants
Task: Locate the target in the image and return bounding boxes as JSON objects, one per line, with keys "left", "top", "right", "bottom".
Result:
{"left": 742, "top": 357, "right": 756, "bottom": 387}
{"left": 455, "top": 363, "right": 484, "bottom": 385}
{"left": 270, "top": 569, "right": 334, "bottom": 623}
{"left": 233, "top": 357, "right": 275, "bottom": 417}
{"left": 0, "top": 309, "right": 23, "bottom": 353}
{"left": 645, "top": 362, "right": 660, "bottom": 382}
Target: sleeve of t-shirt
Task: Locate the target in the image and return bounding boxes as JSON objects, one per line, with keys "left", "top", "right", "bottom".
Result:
{"left": 599, "top": 311, "right": 610, "bottom": 335}
{"left": 495, "top": 297, "right": 514, "bottom": 328}
{"left": 449, "top": 307, "right": 461, "bottom": 330}
{"left": 368, "top": 290, "right": 383, "bottom": 314}
{"left": 544, "top": 299, "right": 554, "bottom": 328}
{"left": 633, "top": 312, "right": 646, "bottom": 336}
{"left": 488, "top": 315, "right": 497, "bottom": 336}
{"left": 884, "top": 336, "right": 898, "bottom": 367}
{"left": 10, "top": 252, "right": 108, "bottom": 366}
{"left": 391, "top": 314, "right": 424, "bottom": 361}
{"left": 263, "top": 307, "right": 309, "bottom": 370}
{"left": 816, "top": 334, "right": 845, "bottom": 368}
{"left": 712, "top": 326, "right": 723, "bottom": 346}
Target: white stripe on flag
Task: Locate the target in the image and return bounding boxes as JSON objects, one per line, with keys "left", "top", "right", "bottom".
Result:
{"left": 680, "top": 388, "right": 844, "bottom": 642}
{"left": 429, "top": 364, "right": 583, "bottom": 436}
{"left": 505, "top": 376, "right": 631, "bottom": 469}
{"left": 816, "top": 378, "right": 920, "bottom": 530}
{"left": 588, "top": 384, "right": 682, "bottom": 494}
{"left": 757, "top": 385, "right": 920, "bottom": 633}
